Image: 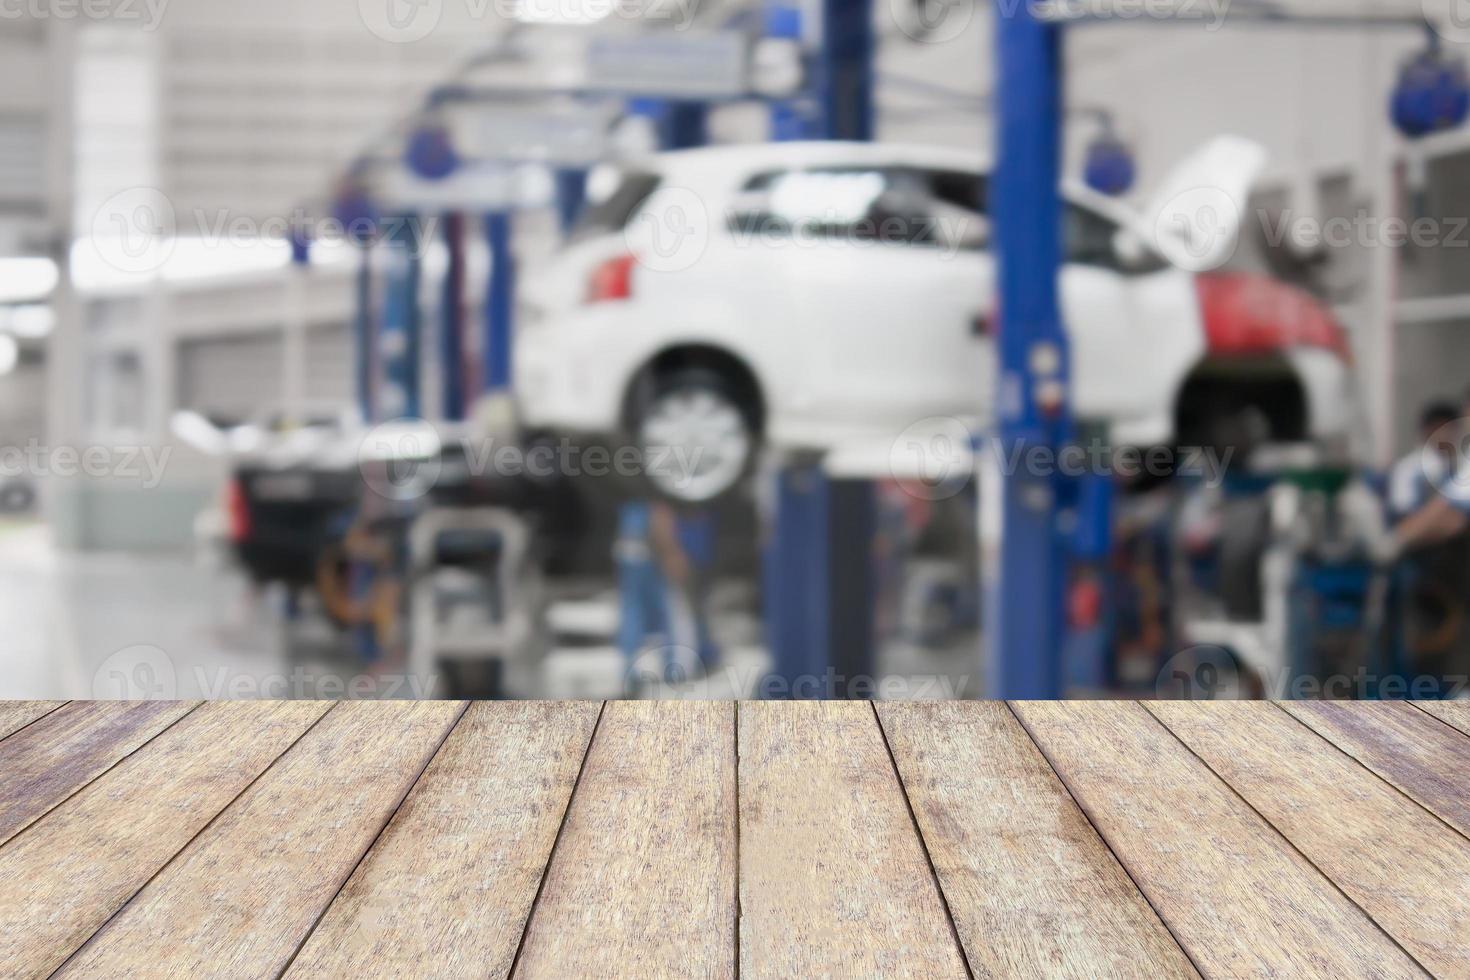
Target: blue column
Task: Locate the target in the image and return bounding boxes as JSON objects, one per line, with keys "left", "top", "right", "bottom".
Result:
{"left": 354, "top": 242, "right": 375, "bottom": 423}
{"left": 762, "top": 464, "right": 831, "bottom": 696}
{"left": 440, "top": 213, "right": 467, "bottom": 420}
{"left": 764, "top": 3, "right": 812, "bottom": 140}
{"left": 380, "top": 216, "right": 424, "bottom": 420}
{"left": 483, "top": 211, "right": 515, "bottom": 393}
{"left": 988, "top": 6, "right": 1070, "bottom": 698}
{"left": 817, "top": 0, "right": 875, "bottom": 141}
{"left": 760, "top": 0, "right": 878, "bottom": 699}
{"left": 628, "top": 99, "right": 710, "bottom": 151}
{"left": 554, "top": 169, "right": 589, "bottom": 235}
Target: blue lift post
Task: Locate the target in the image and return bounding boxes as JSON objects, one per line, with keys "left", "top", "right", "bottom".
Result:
{"left": 979, "top": 10, "right": 1462, "bottom": 699}
{"left": 760, "top": 0, "right": 877, "bottom": 700}
{"left": 354, "top": 244, "right": 377, "bottom": 423}
{"left": 554, "top": 169, "right": 589, "bottom": 235}
{"left": 440, "top": 213, "right": 468, "bottom": 421}
{"left": 380, "top": 215, "right": 424, "bottom": 420}
{"left": 628, "top": 98, "right": 710, "bottom": 153}
{"left": 483, "top": 212, "right": 516, "bottom": 393}
{"left": 989, "top": 5, "right": 1070, "bottom": 698}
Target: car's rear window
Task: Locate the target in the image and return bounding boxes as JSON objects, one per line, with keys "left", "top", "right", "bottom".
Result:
{"left": 573, "top": 171, "right": 661, "bottom": 239}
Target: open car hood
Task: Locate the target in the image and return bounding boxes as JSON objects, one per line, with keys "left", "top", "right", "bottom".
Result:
{"left": 1140, "top": 135, "right": 1268, "bottom": 273}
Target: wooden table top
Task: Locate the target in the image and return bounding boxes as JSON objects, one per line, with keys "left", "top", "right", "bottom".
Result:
{"left": 1, "top": 700, "right": 1468, "bottom": 978}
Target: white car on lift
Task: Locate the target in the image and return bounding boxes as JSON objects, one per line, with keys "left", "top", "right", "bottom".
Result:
{"left": 516, "top": 139, "right": 1355, "bottom": 502}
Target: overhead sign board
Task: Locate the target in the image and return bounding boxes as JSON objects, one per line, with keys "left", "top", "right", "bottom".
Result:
{"left": 584, "top": 33, "right": 750, "bottom": 99}
{"left": 448, "top": 102, "right": 617, "bottom": 169}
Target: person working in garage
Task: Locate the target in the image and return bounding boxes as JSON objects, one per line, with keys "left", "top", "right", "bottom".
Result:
{"left": 616, "top": 500, "right": 719, "bottom": 690}
{"left": 1377, "top": 393, "right": 1470, "bottom": 684}
{"left": 1385, "top": 393, "right": 1470, "bottom": 550}
{"left": 1387, "top": 401, "right": 1462, "bottom": 523}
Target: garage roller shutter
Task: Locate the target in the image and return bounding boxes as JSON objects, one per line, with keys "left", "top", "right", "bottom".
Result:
{"left": 177, "top": 333, "right": 284, "bottom": 424}
{"left": 304, "top": 322, "right": 353, "bottom": 407}
{"left": 0, "top": 114, "right": 45, "bottom": 219}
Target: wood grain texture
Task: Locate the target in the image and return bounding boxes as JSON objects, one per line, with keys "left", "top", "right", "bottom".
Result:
{"left": 513, "top": 700, "right": 736, "bottom": 979}
{"left": 53, "top": 700, "right": 466, "bottom": 980}
{"left": 1147, "top": 700, "right": 1470, "bottom": 976}
{"left": 0, "top": 700, "right": 198, "bottom": 847}
{"left": 0, "top": 702, "right": 64, "bottom": 741}
{"left": 283, "top": 701, "right": 601, "bottom": 980}
{"left": 1414, "top": 700, "right": 1470, "bottom": 738}
{"left": 739, "top": 701, "right": 968, "bottom": 980}
{"left": 878, "top": 702, "right": 1198, "bottom": 980}
{"left": 1282, "top": 700, "right": 1470, "bottom": 838}
{"left": 1014, "top": 701, "right": 1427, "bottom": 979}
{"left": 0, "top": 700, "right": 330, "bottom": 979}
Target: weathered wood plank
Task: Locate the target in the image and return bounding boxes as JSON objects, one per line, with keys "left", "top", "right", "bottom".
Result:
{"left": 0, "top": 700, "right": 198, "bottom": 847}
{"left": 513, "top": 700, "right": 736, "bottom": 979}
{"left": 1148, "top": 700, "right": 1470, "bottom": 976}
{"left": 282, "top": 701, "right": 601, "bottom": 979}
{"left": 1414, "top": 700, "right": 1470, "bottom": 738}
{"left": 1014, "top": 701, "right": 1426, "bottom": 979}
{"left": 1282, "top": 700, "right": 1470, "bottom": 838}
{"left": 878, "top": 702, "right": 1198, "bottom": 979}
{"left": 739, "top": 701, "right": 968, "bottom": 979}
{"left": 0, "top": 702, "right": 65, "bottom": 742}
{"left": 0, "top": 700, "right": 330, "bottom": 979}
{"left": 53, "top": 700, "right": 466, "bottom": 980}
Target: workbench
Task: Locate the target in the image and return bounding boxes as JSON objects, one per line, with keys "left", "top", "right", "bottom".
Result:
{"left": 2, "top": 699, "right": 1468, "bottom": 978}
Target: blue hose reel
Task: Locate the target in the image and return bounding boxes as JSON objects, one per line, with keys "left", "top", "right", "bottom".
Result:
{"left": 1083, "top": 133, "right": 1137, "bottom": 197}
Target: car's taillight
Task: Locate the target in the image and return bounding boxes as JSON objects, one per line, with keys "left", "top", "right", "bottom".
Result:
{"left": 1195, "top": 273, "right": 1351, "bottom": 361}
{"left": 586, "top": 254, "right": 636, "bottom": 304}
{"left": 225, "top": 477, "right": 252, "bottom": 544}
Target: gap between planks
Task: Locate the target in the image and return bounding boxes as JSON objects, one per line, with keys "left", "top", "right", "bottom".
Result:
{"left": 273, "top": 700, "right": 474, "bottom": 978}
{"left": 504, "top": 701, "right": 609, "bottom": 978}
{"left": 1000, "top": 701, "right": 1205, "bottom": 978}
{"left": 869, "top": 702, "right": 976, "bottom": 980}
{"left": 1139, "top": 702, "right": 1434, "bottom": 976}
{"left": 46, "top": 703, "right": 343, "bottom": 977}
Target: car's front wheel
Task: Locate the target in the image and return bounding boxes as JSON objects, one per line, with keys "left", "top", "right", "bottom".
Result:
{"left": 630, "top": 368, "right": 758, "bottom": 504}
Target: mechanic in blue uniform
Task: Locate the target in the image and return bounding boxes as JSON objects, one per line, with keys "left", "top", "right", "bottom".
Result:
{"left": 1383, "top": 393, "right": 1470, "bottom": 553}
{"left": 616, "top": 501, "right": 719, "bottom": 688}
{"left": 1387, "top": 401, "right": 1461, "bottom": 522}
{"left": 1377, "top": 392, "right": 1470, "bottom": 687}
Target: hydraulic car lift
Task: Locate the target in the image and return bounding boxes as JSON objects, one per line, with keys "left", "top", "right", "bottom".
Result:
{"left": 330, "top": 0, "right": 1468, "bottom": 697}
{"left": 994, "top": 2, "right": 1467, "bottom": 698}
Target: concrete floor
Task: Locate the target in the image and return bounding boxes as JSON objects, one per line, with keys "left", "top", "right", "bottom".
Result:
{"left": 0, "top": 521, "right": 979, "bottom": 701}
{"left": 0, "top": 522, "right": 295, "bottom": 700}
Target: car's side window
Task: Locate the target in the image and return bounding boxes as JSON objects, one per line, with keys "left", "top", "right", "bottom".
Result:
{"left": 924, "top": 170, "right": 990, "bottom": 251}
{"left": 1064, "top": 205, "right": 1168, "bottom": 274}
{"left": 731, "top": 167, "right": 984, "bottom": 250}
{"left": 1065, "top": 205, "right": 1124, "bottom": 269}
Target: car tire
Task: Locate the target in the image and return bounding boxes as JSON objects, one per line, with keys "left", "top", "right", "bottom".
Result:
{"left": 0, "top": 481, "right": 35, "bottom": 514}
{"left": 628, "top": 367, "right": 759, "bottom": 504}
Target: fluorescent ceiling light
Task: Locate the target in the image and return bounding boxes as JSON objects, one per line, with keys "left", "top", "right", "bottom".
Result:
{"left": 0, "top": 258, "right": 59, "bottom": 304}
